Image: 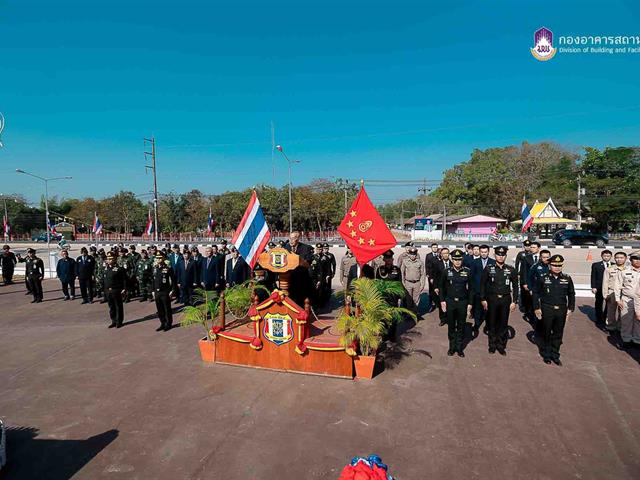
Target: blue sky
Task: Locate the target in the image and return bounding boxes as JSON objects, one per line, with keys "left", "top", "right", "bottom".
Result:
{"left": 1, "top": 0, "right": 639, "bottom": 205}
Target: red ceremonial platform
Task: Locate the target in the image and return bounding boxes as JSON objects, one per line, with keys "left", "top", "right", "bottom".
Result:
{"left": 208, "top": 247, "right": 356, "bottom": 378}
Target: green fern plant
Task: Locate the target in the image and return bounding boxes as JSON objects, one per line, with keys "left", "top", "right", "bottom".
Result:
{"left": 180, "top": 289, "right": 220, "bottom": 341}
{"left": 338, "top": 278, "right": 416, "bottom": 356}
{"left": 224, "top": 281, "right": 270, "bottom": 318}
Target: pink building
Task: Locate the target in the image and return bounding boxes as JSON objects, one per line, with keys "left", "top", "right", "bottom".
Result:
{"left": 448, "top": 214, "right": 507, "bottom": 235}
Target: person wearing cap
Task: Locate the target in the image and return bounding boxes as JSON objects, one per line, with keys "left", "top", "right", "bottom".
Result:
{"left": 18, "top": 248, "right": 44, "bottom": 302}
{"left": 438, "top": 249, "right": 473, "bottom": 357}
{"left": 152, "top": 252, "right": 177, "bottom": 331}
{"left": 470, "top": 244, "right": 495, "bottom": 334}
{"left": 76, "top": 247, "right": 96, "bottom": 304}
{"left": 56, "top": 248, "right": 77, "bottom": 301}
{"left": 128, "top": 245, "right": 142, "bottom": 298}
{"left": 88, "top": 246, "right": 99, "bottom": 298}
{"left": 527, "top": 250, "right": 551, "bottom": 333}
{"left": 480, "top": 246, "right": 518, "bottom": 355}
{"left": 340, "top": 249, "right": 357, "bottom": 289}
{"left": 309, "top": 243, "right": 328, "bottom": 307}
{"left": 103, "top": 251, "right": 127, "bottom": 328}
{"left": 398, "top": 241, "right": 418, "bottom": 270}
{"left": 226, "top": 247, "right": 250, "bottom": 288}
{"left": 1, "top": 244, "right": 17, "bottom": 285}
{"left": 94, "top": 248, "right": 107, "bottom": 303}
{"left": 602, "top": 251, "right": 628, "bottom": 331}
{"left": 613, "top": 252, "right": 640, "bottom": 348}
{"left": 375, "top": 250, "right": 402, "bottom": 282}
{"left": 266, "top": 241, "right": 276, "bottom": 251}
{"left": 218, "top": 239, "right": 230, "bottom": 256}
{"left": 136, "top": 249, "right": 154, "bottom": 302}
{"left": 116, "top": 248, "right": 133, "bottom": 302}
{"left": 322, "top": 243, "right": 336, "bottom": 300}
{"left": 515, "top": 239, "right": 532, "bottom": 274}
{"left": 590, "top": 249, "right": 612, "bottom": 327}
{"left": 176, "top": 248, "right": 197, "bottom": 305}
{"left": 401, "top": 247, "right": 425, "bottom": 316}
{"left": 432, "top": 247, "right": 451, "bottom": 326}
{"left": 533, "top": 254, "right": 575, "bottom": 365}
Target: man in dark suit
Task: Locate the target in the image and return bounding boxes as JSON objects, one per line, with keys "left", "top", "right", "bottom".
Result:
{"left": 432, "top": 247, "right": 452, "bottom": 326}
{"left": 76, "top": 246, "right": 96, "bottom": 304}
{"left": 520, "top": 241, "right": 541, "bottom": 323}
{"left": 284, "top": 231, "right": 314, "bottom": 306}
{"left": 424, "top": 243, "right": 439, "bottom": 311}
{"left": 346, "top": 262, "right": 375, "bottom": 293}
{"left": 200, "top": 246, "right": 221, "bottom": 292}
{"left": 470, "top": 245, "right": 496, "bottom": 333}
{"left": 591, "top": 249, "right": 612, "bottom": 325}
{"left": 191, "top": 246, "right": 203, "bottom": 287}
{"left": 226, "top": 247, "right": 250, "bottom": 287}
{"left": 176, "top": 249, "right": 197, "bottom": 305}
{"left": 56, "top": 249, "right": 76, "bottom": 300}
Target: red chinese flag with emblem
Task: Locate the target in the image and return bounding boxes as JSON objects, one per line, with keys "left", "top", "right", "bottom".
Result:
{"left": 337, "top": 186, "right": 397, "bottom": 265}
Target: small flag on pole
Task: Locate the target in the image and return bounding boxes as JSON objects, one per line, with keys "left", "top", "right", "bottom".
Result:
{"left": 231, "top": 191, "right": 271, "bottom": 269}
{"left": 521, "top": 197, "right": 534, "bottom": 233}
{"left": 145, "top": 209, "right": 154, "bottom": 236}
{"left": 48, "top": 218, "right": 58, "bottom": 236}
{"left": 92, "top": 213, "right": 103, "bottom": 235}
{"left": 3, "top": 214, "right": 10, "bottom": 239}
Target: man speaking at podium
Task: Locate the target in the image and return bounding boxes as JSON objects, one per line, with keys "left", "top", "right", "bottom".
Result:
{"left": 284, "top": 231, "right": 314, "bottom": 306}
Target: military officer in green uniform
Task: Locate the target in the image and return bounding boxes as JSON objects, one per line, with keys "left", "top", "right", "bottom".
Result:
{"left": 152, "top": 251, "right": 176, "bottom": 331}
{"left": 533, "top": 254, "right": 575, "bottom": 366}
{"left": 117, "top": 247, "right": 136, "bottom": 301}
{"left": 94, "top": 248, "right": 107, "bottom": 302}
{"left": 103, "top": 251, "right": 127, "bottom": 328}
{"left": 439, "top": 249, "right": 473, "bottom": 357}
{"left": 136, "top": 249, "right": 154, "bottom": 301}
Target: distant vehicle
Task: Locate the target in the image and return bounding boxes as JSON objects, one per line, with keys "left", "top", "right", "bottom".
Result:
{"left": 31, "top": 232, "right": 62, "bottom": 242}
{"left": 552, "top": 229, "right": 608, "bottom": 247}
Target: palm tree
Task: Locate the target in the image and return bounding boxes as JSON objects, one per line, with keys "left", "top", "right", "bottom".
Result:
{"left": 337, "top": 278, "right": 416, "bottom": 356}
{"left": 180, "top": 289, "right": 220, "bottom": 341}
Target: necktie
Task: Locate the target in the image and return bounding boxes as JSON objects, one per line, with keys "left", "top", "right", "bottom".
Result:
{"left": 482, "top": 259, "right": 487, "bottom": 268}
{"left": 534, "top": 255, "right": 537, "bottom": 263}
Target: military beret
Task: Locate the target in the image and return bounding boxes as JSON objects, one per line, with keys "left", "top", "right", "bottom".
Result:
{"left": 494, "top": 246, "right": 508, "bottom": 256}
{"left": 550, "top": 254, "right": 564, "bottom": 266}
{"left": 630, "top": 253, "right": 640, "bottom": 261}
{"left": 450, "top": 249, "right": 464, "bottom": 260}
{"left": 523, "top": 240, "right": 531, "bottom": 246}
{"left": 404, "top": 241, "right": 414, "bottom": 247}
{"left": 383, "top": 250, "right": 394, "bottom": 258}
{"left": 98, "top": 248, "right": 105, "bottom": 254}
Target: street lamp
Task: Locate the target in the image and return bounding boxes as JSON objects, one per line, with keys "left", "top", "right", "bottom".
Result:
{"left": 16, "top": 169, "right": 72, "bottom": 274}
{"left": 275, "top": 145, "right": 301, "bottom": 233}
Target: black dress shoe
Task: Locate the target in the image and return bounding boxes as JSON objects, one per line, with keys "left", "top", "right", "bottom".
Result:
{"left": 116, "top": 324, "right": 122, "bottom": 329}
{"left": 63, "top": 297, "right": 69, "bottom": 301}
{"left": 108, "top": 323, "right": 116, "bottom": 329}
{"left": 498, "top": 348, "right": 507, "bottom": 356}
{"left": 457, "top": 351, "right": 465, "bottom": 358}
{"left": 447, "top": 349, "right": 455, "bottom": 356}
{"left": 439, "top": 321, "right": 447, "bottom": 327}
{"left": 552, "top": 358, "right": 562, "bottom": 366}
{"left": 164, "top": 325, "right": 172, "bottom": 331}
{"left": 488, "top": 348, "right": 496, "bottom": 354}
{"left": 36, "top": 299, "right": 43, "bottom": 303}
{"left": 81, "top": 300, "right": 88, "bottom": 304}
{"left": 544, "top": 358, "right": 552, "bottom": 365}
{"left": 30, "top": 299, "right": 37, "bottom": 303}
{"left": 25, "top": 291, "right": 31, "bottom": 295}
{"left": 155, "top": 326, "right": 164, "bottom": 332}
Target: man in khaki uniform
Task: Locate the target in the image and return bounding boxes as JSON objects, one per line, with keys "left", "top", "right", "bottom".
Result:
{"left": 397, "top": 241, "right": 419, "bottom": 269}
{"left": 614, "top": 253, "right": 640, "bottom": 348}
{"left": 401, "top": 247, "right": 426, "bottom": 315}
{"left": 340, "top": 249, "right": 356, "bottom": 289}
{"left": 602, "top": 251, "right": 628, "bottom": 331}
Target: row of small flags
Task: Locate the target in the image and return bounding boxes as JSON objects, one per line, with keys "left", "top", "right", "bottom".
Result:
{"left": 88, "top": 209, "right": 215, "bottom": 237}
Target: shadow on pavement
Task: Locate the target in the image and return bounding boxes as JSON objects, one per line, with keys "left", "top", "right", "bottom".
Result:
{"left": 3, "top": 426, "right": 118, "bottom": 479}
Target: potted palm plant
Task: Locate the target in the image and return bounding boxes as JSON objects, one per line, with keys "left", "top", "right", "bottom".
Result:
{"left": 337, "top": 278, "right": 415, "bottom": 379}
{"left": 181, "top": 289, "right": 220, "bottom": 362}
{"left": 224, "top": 280, "right": 269, "bottom": 319}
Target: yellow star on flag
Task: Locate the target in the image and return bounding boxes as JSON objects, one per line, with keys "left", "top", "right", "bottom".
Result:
{"left": 347, "top": 220, "right": 353, "bottom": 228}
{"left": 350, "top": 230, "right": 357, "bottom": 237}
{"left": 350, "top": 210, "right": 357, "bottom": 218}
{"left": 368, "top": 239, "right": 375, "bottom": 246}
{"left": 358, "top": 237, "right": 365, "bottom": 245}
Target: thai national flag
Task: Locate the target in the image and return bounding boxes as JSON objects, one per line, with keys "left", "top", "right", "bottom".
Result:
{"left": 145, "top": 210, "right": 154, "bottom": 236}
{"left": 3, "top": 215, "right": 9, "bottom": 238}
{"left": 231, "top": 191, "right": 271, "bottom": 269}
{"left": 207, "top": 208, "right": 215, "bottom": 236}
{"left": 521, "top": 197, "right": 534, "bottom": 233}
{"left": 92, "top": 213, "right": 103, "bottom": 235}
{"left": 48, "top": 219, "right": 57, "bottom": 235}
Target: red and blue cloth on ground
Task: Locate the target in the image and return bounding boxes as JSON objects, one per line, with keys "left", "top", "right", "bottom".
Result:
{"left": 231, "top": 191, "right": 271, "bottom": 269}
{"left": 338, "top": 455, "right": 394, "bottom": 480}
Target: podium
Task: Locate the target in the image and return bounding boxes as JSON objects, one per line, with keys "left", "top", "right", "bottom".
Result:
{"left": 210, "top": 248, "right": 354, "bottom": 378}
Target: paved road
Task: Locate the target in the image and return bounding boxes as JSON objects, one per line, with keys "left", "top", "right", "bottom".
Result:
{"left": 0, "top": 279, "right": 639, "bottom": 479}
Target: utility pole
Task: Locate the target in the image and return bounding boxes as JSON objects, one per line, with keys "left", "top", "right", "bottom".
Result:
{"left": 576, "top": 175, "right": 583, "bottom": 230}
{"left": 145, "top": 137, "right": 159, "bottom": 242}
{"left": 418, "top": 178, "right": 429, "bottom": 215}
{"left": 442, "top": 203, "right": 447, "bottom": 240}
